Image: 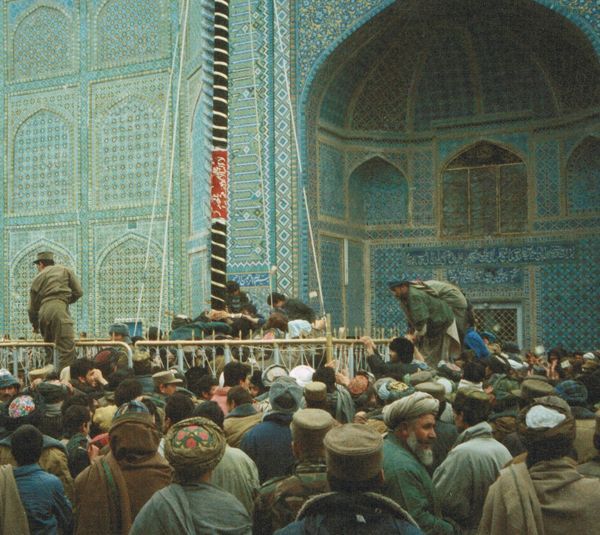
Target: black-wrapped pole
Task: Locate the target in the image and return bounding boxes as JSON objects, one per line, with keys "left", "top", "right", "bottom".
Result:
{"left": 210, "top": 0, "right": 229, "bottom": 309}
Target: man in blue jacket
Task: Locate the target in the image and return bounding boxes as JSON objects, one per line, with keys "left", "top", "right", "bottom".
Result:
{"left": 11, "top": 424, "right": 73, "bottom": 534}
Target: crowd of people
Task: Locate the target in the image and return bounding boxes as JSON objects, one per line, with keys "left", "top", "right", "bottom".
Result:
{"left": 8, "top": 254, "right": 599, "bottom": 533}
{"left": 0, "top": 325, "right": 599, "bottom": 534}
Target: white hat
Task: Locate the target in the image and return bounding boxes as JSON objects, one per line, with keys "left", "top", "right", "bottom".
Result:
{"left": 583, "top": 352, "right": 596, "bottom": 361}
{"left": 289, "top": 365, "right": 315, "bottom": 388}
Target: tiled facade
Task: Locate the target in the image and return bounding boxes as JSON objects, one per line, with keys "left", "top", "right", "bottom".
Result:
{"left": 0, "top": 0, "right": 598, "bottom": 352}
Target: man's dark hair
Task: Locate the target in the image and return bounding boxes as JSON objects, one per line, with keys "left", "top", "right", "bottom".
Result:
{"left": 525, "top": 436, "right": 573, "bottom": 467}
{"left": 313, "top": 367, "right": 336, "bottom": 393}
{"left": 227, "top": 385, "right": 253, "bottom": 406}
{"left": 140, "top": 397, "right": 160, "bottom": 425}
{"left": 133, "top": 358, "right": 153, "bottom": 376}
{"left": 147, "top": 327, "right": 163, "bottom": 341}
{"left": 463, "top": 361, "right": 486, "bottom": 383}
{"left": 114, "top": 378, "right": 143, "bottom": 406}
{"left": 11, "top": 425, "right": 43, "bottom": 466}
{"left": 226, "top": 280, "right": 240, "bottom": 293}
{"left": 192, "top": 374, "right": 218, "bottom": 398}
{"left": 327, "top": 472, "right": 384, "bottom": 493}
{"left": 107, "top": 369, "right": 134, "bottom": 391}
{"left": 63, "top": 405, "right": 91, "bottom": 437}
{"left": 389, "top": 337, "right": 414, "bottom": 364}
{"left": 487, "top": 355, "right": 510, "bottom": 375}
{"left": 223, "top": 361, "right": 250, "bottom": 387}
{"left": 454, "top": 398, "right": 491, "bottom": 427}
{"left": 193, "top": 401, "right": 224, "bottom": 430}
{"left": 61, "top": 393, "right": 93, "bottom": 415}
{"left": 249, "top": 369, "right": 265, "bottom": 394}
{"left": 165, "top": 393, "right": 195, "bottom": 425}
{"left": 70, "top": 358, "right": 94, "bottom": 380}
{"left": 267, "top": 292, "right": 286, "bottom": 306}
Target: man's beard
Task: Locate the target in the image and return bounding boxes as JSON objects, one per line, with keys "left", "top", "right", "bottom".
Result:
{"left": 407, "top": 431, "right": 434, "bottom": 467}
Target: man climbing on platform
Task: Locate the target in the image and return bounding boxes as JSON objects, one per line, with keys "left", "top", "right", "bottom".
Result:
{"left": 388, "top": 280, "right": 463, "bottom": 367}
{"left": 28, "top": 251, "right": 83, "bottom": 371}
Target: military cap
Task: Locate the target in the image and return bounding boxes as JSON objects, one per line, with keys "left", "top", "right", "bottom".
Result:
{"left": 415, "top": 381, "right": 446, "bottom": 401}
{"left": 292, "top": 408, "right": 333, "bottom": 431}
{"left": 511, "top": 379, "right": 555, "bottom": 400}
{"left": 33, "top": 251, "right": 54, "bottom": 264}
{"left": 152, "top": 370, "right": 183, "bottom": 386}
{"left": 410, "top": 370, "right": 435, "bottom": 386}
{"left": 304, "top": 381, "right": 327, "bottom": 403}
{"left": 324, "top": 423, "right": 383, "bottom": 481}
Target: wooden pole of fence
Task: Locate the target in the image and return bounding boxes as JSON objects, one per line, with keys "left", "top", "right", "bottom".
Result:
{"left": 325, "top": 313, "right": 333, "bottom": 364}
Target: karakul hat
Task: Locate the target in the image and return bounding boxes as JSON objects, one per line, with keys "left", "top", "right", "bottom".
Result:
{"left": 304, "top": 381, "right": 327, "bottom": 403}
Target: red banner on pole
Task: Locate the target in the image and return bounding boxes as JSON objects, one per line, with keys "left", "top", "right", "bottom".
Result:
{"left": 210, "top": 150, "right": 228, "bottom": 220}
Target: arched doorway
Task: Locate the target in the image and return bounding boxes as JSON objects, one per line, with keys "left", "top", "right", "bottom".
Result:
{"left": 304, "top": 0, "right": 600, "bottom": 336}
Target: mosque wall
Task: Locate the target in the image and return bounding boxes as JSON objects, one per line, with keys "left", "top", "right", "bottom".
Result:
{"left": 226, "top": 0, "right": 600, "bottom": 350}
{"left": 0, "top": 0, "right": 209, "bottom": 337}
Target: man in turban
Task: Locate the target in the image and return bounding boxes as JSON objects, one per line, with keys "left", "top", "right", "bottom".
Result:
{"left": 479, "top": 396, "right": 600, "bottom": 535}
{"left": 130, "top": 417, "right": 251, "bottom": 535}
{"left": 382, "top": 392, "right": 459, "bottom": 534}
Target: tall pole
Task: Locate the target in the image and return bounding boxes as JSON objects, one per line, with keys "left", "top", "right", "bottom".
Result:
{"left": 210, "top": 0, "right": 230, "bottom": 309}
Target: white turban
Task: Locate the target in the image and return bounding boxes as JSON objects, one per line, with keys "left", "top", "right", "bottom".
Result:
{"left": 383, "top": 392, "right": 439, "bottom": 429}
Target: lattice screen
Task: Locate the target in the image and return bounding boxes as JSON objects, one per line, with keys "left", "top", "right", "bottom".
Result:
{"left": 473, "top": 305, "right": 520, "bottom": 345}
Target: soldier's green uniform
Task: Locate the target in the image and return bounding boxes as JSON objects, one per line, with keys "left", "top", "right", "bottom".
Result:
{"left": 253, "top": 459, "right": 329, "bottom": 535}
{"left": 28, "top": 252, "right": 83, "bottom": 370}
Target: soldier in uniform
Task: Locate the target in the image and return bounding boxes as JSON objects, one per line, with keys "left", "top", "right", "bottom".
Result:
{"left": 253, "top": 408, "right": 333, "bottom": 534}
{"left": 28, "top": 252, "right": 83, "bottom": 370}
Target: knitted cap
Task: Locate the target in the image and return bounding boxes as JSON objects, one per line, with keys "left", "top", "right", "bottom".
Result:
{"left": 165, "top": 416, "right": 226, "bottom": 473}
{"left": 112, "top": 400, "right": 150, "bottom": 422}
{"left": 269, "top": 376, "right": 303, "bottom": 414}
{"left": 304, "top": 381, "right": 327, "bottom": 403}
{"left": 0, "top": 370, "right": 19, "bottom": 389}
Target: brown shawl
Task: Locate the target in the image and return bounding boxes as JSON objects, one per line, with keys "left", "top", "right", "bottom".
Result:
{"left": 74, "top": 417, "right": 172, "bottom": 535}
{"left": 0, "top": 465, "right": 30, "bottom": 535}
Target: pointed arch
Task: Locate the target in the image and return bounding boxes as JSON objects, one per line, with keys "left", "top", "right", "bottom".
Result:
{"left": 9, "top": 240, "right": 76, "bottom": 337}
{"left": 441, "top": 141, "right": 528, "bottom": 237}
{"left": 95, "top": 233, "right": 164, "bottom": 333}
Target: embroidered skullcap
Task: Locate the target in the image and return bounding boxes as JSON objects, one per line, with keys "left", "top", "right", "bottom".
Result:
{"left": 517, "top": 395, "right": 575, "bottom": 445}
{"left": 165, "top": 416, "right": 226, "bottom": 473}
{"left": 377, "top": 379, "right": 415, "bottom": 402}
{"left": 383, "top": 391, "right": 439, "bottom": 429}
{"left": 8, "top": 395, "right": 36, "bottom": 419}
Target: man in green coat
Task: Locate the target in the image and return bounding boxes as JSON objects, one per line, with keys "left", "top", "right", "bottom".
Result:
{"left": 28, "top": 252, "right": 83, "bottom": 370}
{"left": 389, "top": 280, "right": 461, "bottom": 366}
{"left": 382, "top": 391, "right": 460, "bottom": 535}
